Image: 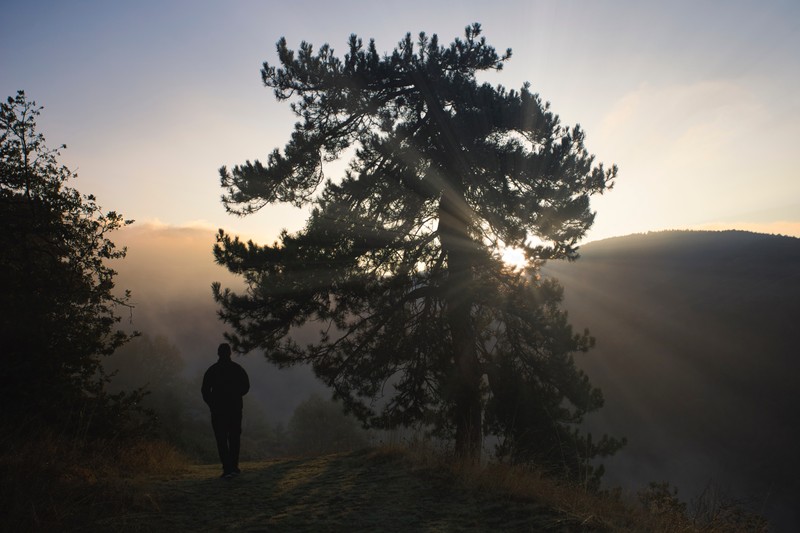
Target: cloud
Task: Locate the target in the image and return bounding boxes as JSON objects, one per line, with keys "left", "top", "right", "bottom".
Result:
{"left": 114, "top": 222, "right": 242, "bottom": 303}
{"left": 133, "top": 218, "right": 219, "bottom": 232}
{"left": 600, "top": 79, "right": 764, "bottom": 168}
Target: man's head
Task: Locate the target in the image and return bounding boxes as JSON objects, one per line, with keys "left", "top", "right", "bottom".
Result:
{"left": 217, "top": 343, "right": 232, "bottom": 359}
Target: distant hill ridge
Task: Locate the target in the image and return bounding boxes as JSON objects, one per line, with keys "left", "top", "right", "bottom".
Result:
{"left": 580, "top": 229, "right": 800, "bottom": 264}
{"left": 546, "top": 229, "right": 800, "bottom": 531}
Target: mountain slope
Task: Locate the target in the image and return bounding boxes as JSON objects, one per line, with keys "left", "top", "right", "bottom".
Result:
{"left": 546, "top": 230, "right": 800, "bottom": 531}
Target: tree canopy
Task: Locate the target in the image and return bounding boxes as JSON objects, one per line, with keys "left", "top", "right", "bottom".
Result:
{"left": 214, "top": 24, "right": 621, "bottom": 473}
{"left": 0, "top": 91, "right": 137, "bottom": 435}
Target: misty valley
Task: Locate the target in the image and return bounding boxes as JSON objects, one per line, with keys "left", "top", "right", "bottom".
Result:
{"left": 107, "top": 227, "right": 800, "bottom": 530}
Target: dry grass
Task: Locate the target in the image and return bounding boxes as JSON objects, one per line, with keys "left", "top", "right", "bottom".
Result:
{"left": 392, "top": 442, "right": 769, "bottom": 533}
{"left": 0, "top": 433, "right": 189, "bottom": 530}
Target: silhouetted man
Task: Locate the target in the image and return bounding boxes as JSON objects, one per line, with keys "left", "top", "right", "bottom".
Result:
{"left": 202, "top": 343, "right": 250, "bottom": 478}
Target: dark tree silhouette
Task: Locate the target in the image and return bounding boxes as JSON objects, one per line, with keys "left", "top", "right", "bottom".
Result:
{"left": 214, "top": 24, "right": 619, "bottom": 466}
{"left": 0, "top": 91, "right": 136, "bottom": 434}
{"left": 105, "top": 334, "right": 187, "bottom": 440}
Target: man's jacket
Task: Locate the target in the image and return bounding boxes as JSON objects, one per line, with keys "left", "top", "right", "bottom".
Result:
{"left": 201, "top": 358, "right": 250, "bottom": 412}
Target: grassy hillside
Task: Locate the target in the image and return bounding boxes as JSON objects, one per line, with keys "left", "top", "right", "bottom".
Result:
{"left": 100, "top": 449, "right": 596, "bottom": 532}
{"left": 5, "top": 441, "right": 767, "bottom": 532}
{"left": 546, "top": 230, "right": 800, "bottom": 531}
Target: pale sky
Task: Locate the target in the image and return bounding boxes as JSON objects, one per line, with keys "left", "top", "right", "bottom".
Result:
{"left": 2, "top": 0, "right": 799, "bottom": 245}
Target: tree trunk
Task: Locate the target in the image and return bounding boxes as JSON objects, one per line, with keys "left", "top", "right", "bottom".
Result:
{"left": 439, "top": 192, "right": 482, "bottom": 461}
{"left": 448, "top": 298, "right": 482, "bottom": 460}
{"left": 413, "top": 67, "right": 483, "bottom": 460}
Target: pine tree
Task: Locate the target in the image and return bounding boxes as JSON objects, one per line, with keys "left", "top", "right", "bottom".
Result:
{"left": 214, "top": 24, "right": 620, "bottom": 466}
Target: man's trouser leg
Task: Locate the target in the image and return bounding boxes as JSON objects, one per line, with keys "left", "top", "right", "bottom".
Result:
{"left": 211, "top": 411, "right": 232, "bottom": 473}
{"left": 230, "top": 409, "right": 243, "bottom": 471}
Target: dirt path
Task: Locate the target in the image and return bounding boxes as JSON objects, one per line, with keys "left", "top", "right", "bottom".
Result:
{"left": 93, "top": 449, "right": 586, "bottom": 532}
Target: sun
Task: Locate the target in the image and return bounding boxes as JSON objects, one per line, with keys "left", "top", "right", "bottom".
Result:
{"left": 500, "top": 246, "right": 528, "bottom": 271}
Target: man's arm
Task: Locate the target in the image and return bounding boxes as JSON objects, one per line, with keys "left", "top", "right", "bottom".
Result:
{"left": 239, "top": 366, "right": 250, "bottom": 397}
{"left": 201, "top": 368, "right": 213, "bottom": 406}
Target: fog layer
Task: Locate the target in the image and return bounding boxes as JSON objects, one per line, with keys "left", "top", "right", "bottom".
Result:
{"left": 113, "top": 223, "right": 327, "bottom": 424}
